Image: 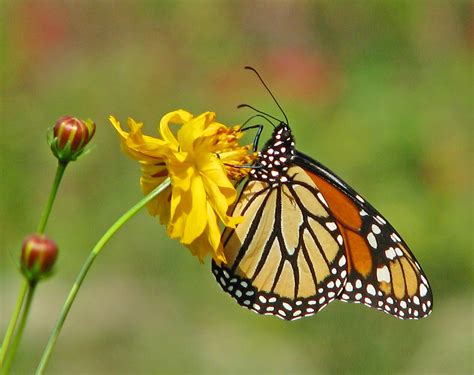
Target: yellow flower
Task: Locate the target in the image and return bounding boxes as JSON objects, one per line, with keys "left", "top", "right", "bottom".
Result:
{"left": 110, "top": 110, "right": 255, "bottom": 263}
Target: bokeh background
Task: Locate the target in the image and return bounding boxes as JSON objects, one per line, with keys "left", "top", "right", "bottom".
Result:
{"left": 1, "top": 1, "right": 472, "bottom": 374}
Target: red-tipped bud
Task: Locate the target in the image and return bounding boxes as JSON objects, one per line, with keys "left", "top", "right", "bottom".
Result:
{"left": 49, "top": 116, "right": 96, "bottom": 162}
{"left": 20, "top": 234, "right": 58, "bottom": 282}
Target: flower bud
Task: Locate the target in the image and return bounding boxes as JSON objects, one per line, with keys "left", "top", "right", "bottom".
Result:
{"left": 49, "top": 116, "right": 96, "bottom": 162}
{"left": 20, "top": 234, "right": 58, "bottom": 282}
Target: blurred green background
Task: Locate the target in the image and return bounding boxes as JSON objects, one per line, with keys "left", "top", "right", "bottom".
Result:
{"left": 1, "top": 1, "right": 472, "bottom": 374}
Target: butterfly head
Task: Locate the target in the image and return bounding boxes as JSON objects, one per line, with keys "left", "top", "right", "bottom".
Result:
{"left": 250, "top": 122, "right": 295, "bottom": 185}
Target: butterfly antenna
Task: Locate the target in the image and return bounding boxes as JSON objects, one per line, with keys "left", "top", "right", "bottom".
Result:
{"left": 237, "top": 104, "right": 279, "bottom": 127}
{"left": 244, "top": 66, "right": 289, "bottom": 126}
{"left": 241, "top": 114, "right": 277, "bottom": 128}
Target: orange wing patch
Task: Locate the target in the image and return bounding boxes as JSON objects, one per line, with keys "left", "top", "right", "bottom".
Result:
{"left": 341, "top": 228, "right": 372, "bottom": 276}
{"left": 308, "top": 166, "right": 433, "bottom": 319}
{"left": 306, "top": 171, "right": 372, "bottom": 276}
{"left": 306, "top": 171, "right": 362, "bottom": 230}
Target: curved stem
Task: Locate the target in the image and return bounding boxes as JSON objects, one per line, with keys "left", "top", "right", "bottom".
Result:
{"left": 1, "top": 281, "right": 37, "bottom": 374}
{"left": 0, "top": 279, "right": 29, "bottom": 368}
{"left": 37, "top": 161, "right": 68, "bottom": 234}
{"left": 36, "top": 178, "right": 171, "bottom": 374}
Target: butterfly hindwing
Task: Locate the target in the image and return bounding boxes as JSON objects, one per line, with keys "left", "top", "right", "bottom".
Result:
{"left": 212, "top": 126, "right": 348, "bottom": 320}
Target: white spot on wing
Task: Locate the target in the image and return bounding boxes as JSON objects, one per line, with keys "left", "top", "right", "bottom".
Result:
{"left": 420, "top": 284, "right": 428, "bottom": 297}
{"left": 325, "top": 222, "right": 338, "bottom": 231}
{"left": 338, "top": 256, "right": 346, "bottom": 267}
{"left": 375, "top": 215, "right": 387, "bottom": 224}
{"left": 367, "top": 284, "right": 376, "bottom": 296}
{"left": 391, "top": 233, "right": 402, "bottom": 242}
{"left": 377, "top": 266, "right": 391, "bottom": 283}
{"left": 385, "top": 247, "right": 396, "bottom": 260}
{"left": 317, "top": 192, "right": 328, "bottom": 207}
{"left": 367, "top": 233, "right": 377, "bottom": 248}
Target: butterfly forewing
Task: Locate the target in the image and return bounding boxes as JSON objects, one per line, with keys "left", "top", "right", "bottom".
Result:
{"left": 295, "top": 152, "right": 433, "bottom": 319}
{"left": 338, "top": 197, "right": 433, "bottom": 319}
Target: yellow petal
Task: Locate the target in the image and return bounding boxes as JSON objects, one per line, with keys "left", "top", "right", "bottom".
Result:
{"left": 109, "top": 116, "right": 128, "bottom": 140}
{"left": 126, "top": 118, "right": 166, "bottom": 150}
{"left": 181, "top": 175, "right": 207, "bottom": 244}
{"left": 140, "top": 163, "right": 171, "bottom": 223}
{"left": 177, "top": 112, "right": 214, "bottom": 152}
{"left": 169, "top": 162, "right": 193, "bottom": 194}
{"left": 159, "top": 110, "right": 193, "bottom": 147}
{"left": 168, "top": 193, "right": 187, "bottom": 239}
{"left": 199, "top": 155, "right": 237, "bottom": 203}
{"left": 110, "top": 116, "right": 170, "bottom": 163}
{"left": 205, "top": 204, "right": 220, "bottom": 251}
{"left": 201, "top": 172, "right": 234, "bottom": 224}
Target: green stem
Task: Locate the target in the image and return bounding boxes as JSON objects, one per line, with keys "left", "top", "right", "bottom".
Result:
{"left": 1, "top": 281, "right": 37, "bottom": 375}
{"left": 1, "top": 157, "right": 69, "bottom": 371}
{"left": 0, "top": 279, "right": 29, "bottom": 369}
{"left": 0, "top": 160, "right": 68, "bottom": 372}
{"left": 36, "top": 177, "right": 171, "bottom": 374}
{"left": 37, "top": 161, "right": 68, "bottom": 234}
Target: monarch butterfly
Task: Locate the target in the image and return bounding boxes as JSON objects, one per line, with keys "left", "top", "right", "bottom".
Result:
{"left": 211, "top": 67, "right": 433, "bottom": 321}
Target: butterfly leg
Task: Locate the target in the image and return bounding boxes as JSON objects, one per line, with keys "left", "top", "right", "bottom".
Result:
{"left": 240, "top": 124, "right": 264, "bottom": 152}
